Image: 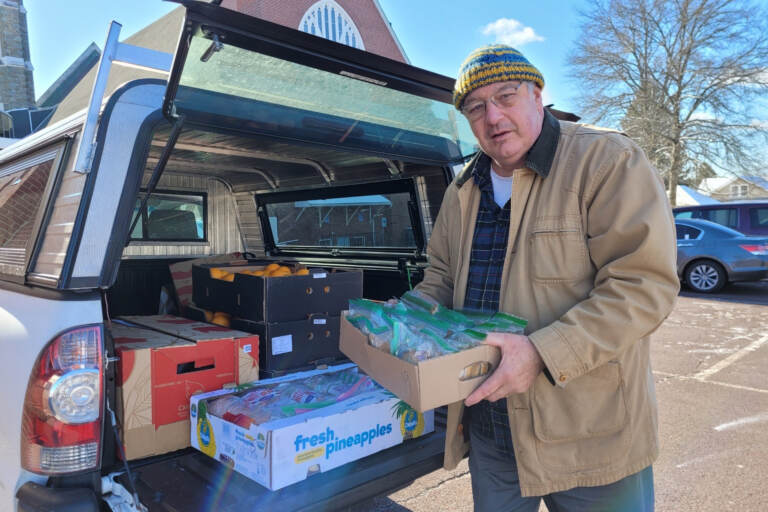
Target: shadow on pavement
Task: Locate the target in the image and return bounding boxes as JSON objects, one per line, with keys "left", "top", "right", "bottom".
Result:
{"left": 679, "top": 280, "right": 768, "bottom": 306}
{"left": 354, "top": 497, "right": 412, "bottom": 512}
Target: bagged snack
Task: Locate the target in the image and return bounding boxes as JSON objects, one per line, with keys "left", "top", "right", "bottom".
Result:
{"left": 345, "top": 297, "right": 527, "bottom": 364}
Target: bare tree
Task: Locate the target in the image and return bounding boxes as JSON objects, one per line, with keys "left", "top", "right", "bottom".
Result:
{"left": 569, "top": 0, "right": 768, "bottom": 205}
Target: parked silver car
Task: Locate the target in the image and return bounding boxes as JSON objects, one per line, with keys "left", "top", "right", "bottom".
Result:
{"left": 676, "top": 218, "right": 768, "bottom": 292}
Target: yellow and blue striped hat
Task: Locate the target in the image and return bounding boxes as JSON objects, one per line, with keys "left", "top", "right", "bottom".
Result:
{"left": 453, "top": 44, "right": 544, "bottom": 110}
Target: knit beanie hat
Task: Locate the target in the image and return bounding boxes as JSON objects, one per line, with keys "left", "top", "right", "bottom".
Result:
{"left": 453, "top": 44, "right": 545, "bottom": 110}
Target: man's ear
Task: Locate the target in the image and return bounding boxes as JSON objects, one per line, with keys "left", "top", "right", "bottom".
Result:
{"left": 533, "top": 85, "right": 544, "bottom": 113}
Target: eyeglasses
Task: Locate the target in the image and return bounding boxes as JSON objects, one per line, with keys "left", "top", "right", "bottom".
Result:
{"left": 460, "top": 82, "right": 525, "bottom": 121}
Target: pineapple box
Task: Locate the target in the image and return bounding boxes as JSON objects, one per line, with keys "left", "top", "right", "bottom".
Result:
{"left": 189, "top": 363, "right": 434, "bottom": 491}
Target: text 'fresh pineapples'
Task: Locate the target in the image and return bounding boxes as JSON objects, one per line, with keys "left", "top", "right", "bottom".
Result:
{"left": 190, "top": 363, "right": 434, "bottom": 491}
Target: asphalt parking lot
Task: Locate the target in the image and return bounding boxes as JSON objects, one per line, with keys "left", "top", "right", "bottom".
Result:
{"left": 370, "top": 281, "right": 768, "bottom": 511}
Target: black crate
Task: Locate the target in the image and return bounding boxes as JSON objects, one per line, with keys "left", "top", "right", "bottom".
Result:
{"left": 230, "top": 315, "right": 346, "bottom": 372}
{"left": 192, "top": 264, "right": 362, "bottom": 323}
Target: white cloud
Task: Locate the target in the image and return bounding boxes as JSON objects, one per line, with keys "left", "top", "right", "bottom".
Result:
{"left": 481, "top": 18, "right": 544, "bottom": 47}
{"left": 750, "top": 119, "right": 768, "bottom": 129}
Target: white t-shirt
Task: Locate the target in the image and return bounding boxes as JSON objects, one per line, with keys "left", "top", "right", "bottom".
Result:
{"left": 490, "top": 166, "right": 514, "bottom": 208}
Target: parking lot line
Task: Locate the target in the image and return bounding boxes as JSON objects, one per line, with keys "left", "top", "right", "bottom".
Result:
{"left": 714, "top": 412, "right": 768, "bottom": 432}
{"left": 653, "top": 370, "right": 768, "bottom": 395}
{"left": 692, "top": 334, "right": 768, "bottom": 380}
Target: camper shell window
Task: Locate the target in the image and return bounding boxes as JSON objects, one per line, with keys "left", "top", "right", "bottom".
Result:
{"left": 256, "top": 179, "right": 424, "bottom": 255}
{"left": 0, "top": 144, "right": 65, "bottom": 280}
{"left": 129, "top": 190, "right": 207, "bottom": 242}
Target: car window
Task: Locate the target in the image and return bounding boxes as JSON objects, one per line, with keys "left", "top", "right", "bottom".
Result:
{"left": 676, "top": 225, "right": 702, "bottom": 240}
{"left": 698, "top": 208, "right": 738, "bottom": 229}
{"left": 130, "top": 191, "right": 206, "bottom": 241}
{"left": 674, "top": 210, "right": 694, "bottom": 219}
{"left": 748, "top": 207, "right": 768, "bottom": 229}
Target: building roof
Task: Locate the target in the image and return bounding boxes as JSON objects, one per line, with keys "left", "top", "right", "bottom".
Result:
{"left": 47, "top": 7, "right": 184, "bottom": 125}
{"left": 37, "top": 43, "right": 101, "bottom": 109}
{"left": 742, "top": 174, "right": 768, "bottom": 191}
{"left": 677, "top": 185, "right": 720, "bottom": 206}
{"left": 698, "top": 177, "right": 733, "bottom": 193}
{"left": 295, "top": 195, "right": 392, "bottom": 208}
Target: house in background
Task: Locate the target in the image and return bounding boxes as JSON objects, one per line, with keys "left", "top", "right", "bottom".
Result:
{"left": 698, "top": 175, "right": 768, "bottom": 202}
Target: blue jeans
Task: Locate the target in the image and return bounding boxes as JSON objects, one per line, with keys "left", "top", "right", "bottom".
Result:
{"left": 468, "top": 420, "right": 654, "bottom": 512}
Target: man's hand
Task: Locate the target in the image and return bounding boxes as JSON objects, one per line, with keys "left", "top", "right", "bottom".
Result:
{"left": 464, "top": 333, "right": 545, "bottom": 406}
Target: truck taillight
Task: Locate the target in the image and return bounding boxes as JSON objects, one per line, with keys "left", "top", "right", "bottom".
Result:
{"left": 21, "top": 325, "right": 103, "bottom": 474}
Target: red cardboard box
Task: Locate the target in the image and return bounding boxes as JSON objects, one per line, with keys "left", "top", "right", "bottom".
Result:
{"left": 120, "top": 315, "right": 260, "bottom": 385}
{"left": 110, "top": 322, "right": 238, "bottom": 459}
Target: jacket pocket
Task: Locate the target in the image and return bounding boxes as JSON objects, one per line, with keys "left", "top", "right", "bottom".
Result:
{"left": 529, "top": 216, "right": 589, "bottom": 282}
{"left": 532, "top": 361, "right": 628, "bottom": 442}
{"left": 531, "top": 362, "right": 631, "bottom": 471}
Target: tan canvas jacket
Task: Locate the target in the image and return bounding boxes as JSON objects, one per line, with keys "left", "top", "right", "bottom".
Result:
{"left": 415, "top": 110, "right": 680, "bottom": 496}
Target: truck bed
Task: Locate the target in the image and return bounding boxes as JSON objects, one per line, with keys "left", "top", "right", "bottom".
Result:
{"left": 118, "top": 410, "right": 446, "bottom": 511}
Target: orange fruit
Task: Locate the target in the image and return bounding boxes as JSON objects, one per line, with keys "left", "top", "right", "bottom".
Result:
{"left": 265, "top": 263, "right": 280, "bottom": 272}
{"left": 210, "top": 268, "right": 227, "bottom": 279}
{"left": 211, "top": 312, "right": 231, "bottom": 327}
{"left": 203, "top": 310, "right": 214, "bottom": 322}
{"left": 221, "top": 272, "right": 235, "bottom": 282}
{"left": 294, "top": 268, "right": 310, "bottom": 276}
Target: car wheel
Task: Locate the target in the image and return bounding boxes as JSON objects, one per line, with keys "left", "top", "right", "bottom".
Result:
{"left": 684, "top": 260, "right": 726, "bottom": 293}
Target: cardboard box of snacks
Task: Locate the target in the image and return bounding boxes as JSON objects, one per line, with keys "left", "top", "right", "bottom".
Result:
{"left": 339, "top": 314, "right": 501, "bottom": 412}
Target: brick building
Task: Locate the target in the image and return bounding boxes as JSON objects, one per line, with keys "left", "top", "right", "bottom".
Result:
{"left": 222, "top": 0, "right": 407, "bottom": 62}
{"left": 48, "top": 0, "right": 409, "bottom": 125}
{"left": 0, "top": 0, "right": 35, "bottom": 112}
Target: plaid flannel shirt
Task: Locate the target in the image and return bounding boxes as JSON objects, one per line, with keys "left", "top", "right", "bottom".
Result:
{"left": 463, "top": 160, "right": 514, "bottom": 454}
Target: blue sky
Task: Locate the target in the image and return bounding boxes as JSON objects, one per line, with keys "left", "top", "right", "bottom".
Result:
{"left": 25, "top": 0, "right": 587, "bottom": 115}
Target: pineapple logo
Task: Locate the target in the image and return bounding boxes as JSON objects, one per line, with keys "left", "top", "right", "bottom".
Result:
{"left": 393, "top": 400, "right": 424, "bottom": 439}
{"left": 196, "top": 401, "right": 217, "bottom": 457}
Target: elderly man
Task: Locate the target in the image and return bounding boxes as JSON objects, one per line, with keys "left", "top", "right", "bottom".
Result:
{"left": 415, "top": 45, "right": 679, "bottom": 511}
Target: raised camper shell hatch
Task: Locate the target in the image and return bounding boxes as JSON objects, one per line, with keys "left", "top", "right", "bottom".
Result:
{"left": 162, "top": 0, "right": 477, "bottom": 166}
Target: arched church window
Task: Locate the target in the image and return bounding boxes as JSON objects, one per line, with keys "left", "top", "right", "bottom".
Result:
{"left": 299, "top": 0, "right": 365, "bottom": 50}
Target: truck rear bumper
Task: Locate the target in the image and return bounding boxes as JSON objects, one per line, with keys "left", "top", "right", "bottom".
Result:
{"left": 16, "top": 481, "right": 100, "bottom": 512}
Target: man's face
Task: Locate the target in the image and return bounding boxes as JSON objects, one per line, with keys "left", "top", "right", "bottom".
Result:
{"left": 464, "top": 81, "right": 544, "bottom": 174}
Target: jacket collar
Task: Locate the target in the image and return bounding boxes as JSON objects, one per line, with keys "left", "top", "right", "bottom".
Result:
{"left": 455, "top": 108, "right": 561, "bottom": 187}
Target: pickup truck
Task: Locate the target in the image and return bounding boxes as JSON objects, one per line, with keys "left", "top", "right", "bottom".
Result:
{"left": 0, "top": 2, "right": 477, "bottom": 510}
